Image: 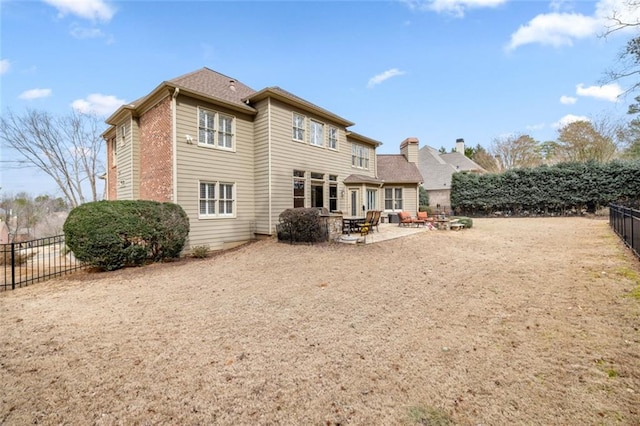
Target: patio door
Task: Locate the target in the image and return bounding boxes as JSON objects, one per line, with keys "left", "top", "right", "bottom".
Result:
{"left": 349, "top": 189, "right": 360, "bottom": 216}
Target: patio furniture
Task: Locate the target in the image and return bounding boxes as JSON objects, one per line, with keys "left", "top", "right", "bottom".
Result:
{"left": 342, "top": 217, "right": 365, "bottom": 235}
{"left": 360, "top": 210, "right": 375, "bottom": 236}
{"left": 397, "top": 211, "right": 414, "bottom": 227}
{"left": 370, "top": 210, "right": 382, "bottom": 232}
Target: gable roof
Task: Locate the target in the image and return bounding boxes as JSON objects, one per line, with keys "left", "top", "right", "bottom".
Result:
{"left": 106, "top": 68, "right": 257, "bottom": 126}
{"left": 377, "top": 155, "right": 423, "bottom": 184}
{"left": 169, "top": 67, "right": 257, "bottom": 107}
{"left": 418, "top": 145, "right": 484, "bottom": 190}
{"left": 247, "top": 86, "right": 354, "bottom": 127}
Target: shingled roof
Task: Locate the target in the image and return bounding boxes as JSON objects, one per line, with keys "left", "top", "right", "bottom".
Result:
{"left": 169, "top": 67, "right": 256, "bottom": 107}
{"left": 377, "top": 155, "right": 423, "bottom": 184}
{"left": 418, "top": 145, "right": 484, "bottom": 190}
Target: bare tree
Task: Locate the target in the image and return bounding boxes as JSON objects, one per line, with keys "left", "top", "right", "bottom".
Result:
{"left": 489, "top": 134, "right": 542, "bottom": 171}
{"left": 471, "top": 144, "right": 501, "bottom": 173}
{"left": 0, "top": 109, "right": 105, "bottom": 208}
{"left": 556, "top": 119, "right": 620, "bottom": 163}
{"left": 603, "top": 0, "right": 640, "bottom": 96}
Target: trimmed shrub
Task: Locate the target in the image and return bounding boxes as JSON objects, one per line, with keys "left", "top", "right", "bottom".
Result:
{"left": 63, "top": 200, "right": 189, "bottom": 271}
{"left": 191, "top": 245, "right": 210, "bottom": 259}
{"left": 277, "top": 208, "right": 326, "bottom": 244}
{"left": 453, "top": 216, "right": 473, "bottom": 229}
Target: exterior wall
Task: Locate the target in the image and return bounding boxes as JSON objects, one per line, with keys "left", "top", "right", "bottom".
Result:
{"left": 115, "top": 117, "right": 135, "bottom": 200}
{"left": 252, "top": 99, "right": 271, "bottom": 235}
{"left": 139, "top": 96, "right": 172, "bottom": 201}
{"left": 261, "top": 98, "right": 378, "bottom": 233}
{"left": 174, "top": 94, "right": 257, "bottom": 250}
{"left": 105, "top": 134, "right": 117, "bottom": 200}
{"left": 428, "top": 189, "right": 452, "bottom": 210}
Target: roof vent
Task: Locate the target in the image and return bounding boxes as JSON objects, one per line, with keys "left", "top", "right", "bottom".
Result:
{"left": 229, "top": 79, "right": 236, "bottom": 91}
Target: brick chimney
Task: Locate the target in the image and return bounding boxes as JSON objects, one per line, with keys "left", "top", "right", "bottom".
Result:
{"left": 456, "top": 138, "right": 465, "bottom": 154}
{"left": 400, "top": 137, "right": 419, "bottom": 164}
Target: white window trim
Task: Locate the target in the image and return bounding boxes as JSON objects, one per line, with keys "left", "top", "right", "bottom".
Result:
{"left": 310, "top": 120, "right": 324, "bottom": 147}
{"left": 328, "top": 127, "right": 338, "bottom": 150}
{"left": 384, "top": 187, "right": 403, "bottom": 211}
{"left": 198, "top": 181, "right": 237, "bottom": 219}
{"left": 198, "top": 107, "right": 236, "bottom": 152}
{"left": 292, "top": 112, "right": 306, "bottom": 142}
{"left": 351, "top": 143, "right": 370, "bottom": 170}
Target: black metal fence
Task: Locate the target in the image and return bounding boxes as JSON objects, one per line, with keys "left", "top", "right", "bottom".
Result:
{"left": 610, "top": 204, "right": 640, "bottom": 260}
{"left": 1, "top": 235, "right": 84, "bottom": 291}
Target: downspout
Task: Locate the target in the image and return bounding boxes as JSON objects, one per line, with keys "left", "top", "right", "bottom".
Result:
{"left": 172, "top": 88, "right": 179, "bottom": 203}
{"left": 267, "top": 97, "right": 272, "bottom": 233}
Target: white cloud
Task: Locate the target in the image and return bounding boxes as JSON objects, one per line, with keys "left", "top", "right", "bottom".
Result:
{"left": 43, "top": 0, "right": 116, "bottom": 22}
{"left": 70, "top": 25, "right": 105, "bottom": 39}
{"left": 402, "top": 0, "right": 506, "bottom": 17}
{"left": 507, "top": 0, "right": 640, "bottom": 51}
{"left": 71, "top": 93, "right": 125, "bottom": 116}
{"left": 367, "top": 68, "right": 406, "bottom": 88}
{"left": 560, "top": 95, "right": 577, "bottom": 105}
{"left": 575, "top": 83, "right": 623, "bottom": 102}
{"left": 507, "top": 13, "right": 601, "bottom": 50}
{"left": 553, "top": 114, "right": 590, "bottom": 128}
{"left": 0, "top": 59, "right": 9, "bottom": 75}
{"left": 18, "top": 88, "right": 52, "bottom": 100}
{"left": 526, "top": 123, "right": 546, "bottom": 131}
{"left": 595, "top": 0, "right": 640, "bottom": 29}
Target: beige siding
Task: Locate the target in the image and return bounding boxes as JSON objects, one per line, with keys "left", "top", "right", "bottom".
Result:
{"left": 174, "top": 95, "right": 256, "bottom": 250}
{"left": 131, "top": 118, "right": 140, "bottom": 199}
{"left": 263, "top": 99, "right": 379, "bottom": 232}
{"left": 116, "top": 117, "right": 135, "bottom": 200}
{"left": 252, "top": 99, "right": 271, "bottom": 235}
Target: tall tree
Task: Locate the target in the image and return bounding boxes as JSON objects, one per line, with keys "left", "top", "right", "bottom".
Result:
{"left": 0, "top": 109, "right": 105, "bottom": 208}
{"left": 489, "top": 134, "right": 542, "bottom": 171}
{"left": 471, "top": 144, "right": 500, "bottom": 173}
{"left": 556, "top": 119, "right": 620, "bottom": 163}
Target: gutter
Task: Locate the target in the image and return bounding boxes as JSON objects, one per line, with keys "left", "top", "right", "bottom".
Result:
{"left": 268, "top": 97, "right": 272, "bottom": 234}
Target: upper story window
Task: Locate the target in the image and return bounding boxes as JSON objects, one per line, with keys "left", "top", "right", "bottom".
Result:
{"left": 292, "top": 113, "right": 305, "bottom": 142}
{"left": 198, "top": 107, "right": 235, "bottom": 150}
{"left": 351, "top": 143, "right": 370, "bottom": 170}
{"left": 328, "top": 127, "right": 338, "bottom": 150}
{"left": 310, "top": 120, "right": 324, "bottom": 147}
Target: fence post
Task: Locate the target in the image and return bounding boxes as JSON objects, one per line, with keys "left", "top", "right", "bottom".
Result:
{"left": 10, "top": 242, "right": 16, "bottom": 290}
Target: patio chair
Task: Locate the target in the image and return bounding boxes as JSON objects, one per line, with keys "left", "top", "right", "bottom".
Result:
{"left": 360, "top": 210, "right": 375, "bottom": 235}
{"left": 416, "top": 211, "right": 434, "bottom": 226}
{"left": 370, "top": 210, "right": 382, "bottom": 232}
{"left": 397, "top": 211, "right": 414, "bottom": 227}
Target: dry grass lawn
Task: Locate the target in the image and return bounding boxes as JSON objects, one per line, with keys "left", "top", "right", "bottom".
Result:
{"left": 1, "top": 217, "right": 639, "bottom": 425}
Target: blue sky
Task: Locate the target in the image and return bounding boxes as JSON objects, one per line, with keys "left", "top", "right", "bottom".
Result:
{"left": 1, "top": 0, "right": 639, "bottom": 197}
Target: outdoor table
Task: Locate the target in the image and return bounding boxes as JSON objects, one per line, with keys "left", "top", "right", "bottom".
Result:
{"left": 342, "top": 217, "right": 365, "bottom": 235}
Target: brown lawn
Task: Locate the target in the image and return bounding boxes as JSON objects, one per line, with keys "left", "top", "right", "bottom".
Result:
{"left": 1, "top": 218, "right": 639, "bottom": 425}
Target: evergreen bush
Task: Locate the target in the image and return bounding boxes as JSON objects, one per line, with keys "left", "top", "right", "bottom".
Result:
{"left": 63, "top": 200, "right": 189, "bottom": 271}
{"left": 277, "top": 208, "right": 326, "bottom": 243}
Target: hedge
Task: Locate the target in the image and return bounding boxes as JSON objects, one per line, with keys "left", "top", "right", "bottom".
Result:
{"left": 63, "top": 200, "right": 189, "bottom": 271}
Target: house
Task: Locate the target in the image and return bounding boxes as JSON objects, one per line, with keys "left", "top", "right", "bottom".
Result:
{"left": 418, "top": 138, "right": 485, "bottom": 211}
{"left": 103, "top": 68, "right": 422, "bottom": 250}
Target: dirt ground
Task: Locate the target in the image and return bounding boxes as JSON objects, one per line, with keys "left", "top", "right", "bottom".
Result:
{"left": 1, "top": 218, "right": 639, "bottom": 425}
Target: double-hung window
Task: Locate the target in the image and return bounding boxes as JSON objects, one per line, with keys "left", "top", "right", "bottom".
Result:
{"left": 384, "top": 187, "right": 403, "bottom": 210}
{"left": 292, "top": 113, "right": 305, "bottom": 141}
{"left": 310, "top": 120, "right": 324, "bottom": 147}
{"left": 293, "top": 170, "right": 305, "bottom": 208}
{"left": 328, "top": 127, "right": 338, "bottom": 150}
{"left": 198, "top": 107, "right": 234, "bottom": 150}
{"left": 352, "top": 144, "right": 369, "bottom": 169}
{"left": 199, "top": 181, "right": 235, "bottom": 217}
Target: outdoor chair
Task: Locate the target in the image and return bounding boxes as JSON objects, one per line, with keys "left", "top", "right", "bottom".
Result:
{"left": 370, "top": 210, "right": 381, "bottom": 232}
{"left": 360, "top": 210, "right": 375, "bottom": 235}
{"left": 397, "top": 211, "right": 415, "bottom": 227}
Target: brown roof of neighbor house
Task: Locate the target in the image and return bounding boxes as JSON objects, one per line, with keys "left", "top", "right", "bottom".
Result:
{"left": 343, "top": 174, "right": 384, "bottom": 184}
{"left": 377, "top": 154, "right": 424, "bottom": 184}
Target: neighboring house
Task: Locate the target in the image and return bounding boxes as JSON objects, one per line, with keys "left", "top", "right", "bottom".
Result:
{"left": 103, "top": 68, "right": 422, "bottom": 250}
{"left": 418, "top": 138, "right": 485, "bottom": 210}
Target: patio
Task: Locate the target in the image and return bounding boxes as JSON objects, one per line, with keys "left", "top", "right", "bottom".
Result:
{"left": 338, "top": 221, "right": 433, "bottom": 244}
